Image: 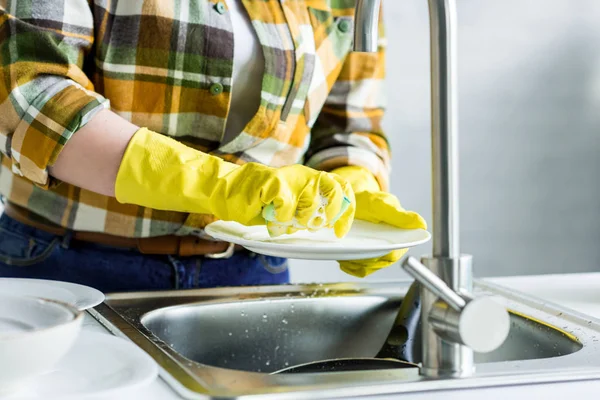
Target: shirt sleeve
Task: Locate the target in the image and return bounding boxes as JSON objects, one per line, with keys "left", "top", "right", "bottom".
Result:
{"left": 304, "top": 9, "right": 390, "bottom": 191}
{"left": 0, "top": 1, "right": 109, "bottom": 188}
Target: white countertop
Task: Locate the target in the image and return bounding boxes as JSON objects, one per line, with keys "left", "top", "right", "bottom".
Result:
{"left": 83, "top": 273, "right": 600, "bottom": 399}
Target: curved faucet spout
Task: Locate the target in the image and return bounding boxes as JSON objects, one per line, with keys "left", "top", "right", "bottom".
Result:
{"left": 353, "top": 0, "right": 459, "bottom": 258}
{"left": 353, "top": 0, "right": 381, "bottom": 52}
{"left": 352, "top": 0, "right": 508, "bottom": 379}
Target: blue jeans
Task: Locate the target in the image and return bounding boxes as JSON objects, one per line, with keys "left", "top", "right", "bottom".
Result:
{"left": 0, "top": 213, "right": 289, "bottom": 293}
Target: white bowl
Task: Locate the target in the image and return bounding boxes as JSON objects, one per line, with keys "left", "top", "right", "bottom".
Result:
{"left": 0, "top": 295, "right": 83, "bottom": 393}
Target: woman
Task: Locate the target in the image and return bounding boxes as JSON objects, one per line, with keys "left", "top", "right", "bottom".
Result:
{"left": 0, "top": 0, "right": 426, "bottom": 292}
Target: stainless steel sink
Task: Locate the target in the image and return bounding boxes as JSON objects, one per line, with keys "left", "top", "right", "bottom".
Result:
{"left": 90, "top": 280, "right": 600, "bottom": 399}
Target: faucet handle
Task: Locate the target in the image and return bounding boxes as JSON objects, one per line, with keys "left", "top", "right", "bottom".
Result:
{"left": 401, "top": 257, "right": 510, "bottom": 353}
{"left": 429, "top": 295, "right": 510, "bottom": 353}
{"left": 402, "top": 256, "right": 467, "bottom": 311}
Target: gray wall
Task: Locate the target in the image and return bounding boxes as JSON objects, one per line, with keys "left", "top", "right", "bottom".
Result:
{"left": 290, "top": 0, "right": 600, "bottom": 283}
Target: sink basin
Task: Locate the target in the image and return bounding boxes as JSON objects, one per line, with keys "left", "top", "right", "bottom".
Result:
{"left": 91, "top": 280, "right": 600, "bottom": 399}
{"left": 142, "top": 296, "right": 400, "bottom": 373}
{"left": 140, "top": 294, "right": 580, "bottom": 373}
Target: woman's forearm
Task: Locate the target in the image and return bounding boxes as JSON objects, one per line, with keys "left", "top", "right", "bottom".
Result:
{"left": 48, "top": 109, "right": 139, "bottom": 197}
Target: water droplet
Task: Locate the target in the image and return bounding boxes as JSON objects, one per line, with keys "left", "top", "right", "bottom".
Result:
{"left": 228, "top": 332, "right": 233, "bottom": 336}
{"left": 266, "top": 360, "right": 271, "bottom": 366}
{"left": 241, "top": 311, "right": 246, "bottom": 317}
{"left": 285, "top": 361, "right": 289, "bottom": 366}
{"left": 282, "top": 319, "right": 288, "bottom": 324}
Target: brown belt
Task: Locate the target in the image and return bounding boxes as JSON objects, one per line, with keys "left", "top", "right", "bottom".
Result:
{"left": 3, "top": 202, "right": 240, "bottom": 258}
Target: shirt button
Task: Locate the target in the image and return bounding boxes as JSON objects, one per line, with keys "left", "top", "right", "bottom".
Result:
{"left": 338, "top": 19, "right": 352, "bottom": 33}
{"left": 209, "top": 83, "right": 224, "bottom": 96}
{"left": 214, "top": 2, "right": 226, "bottom": 14}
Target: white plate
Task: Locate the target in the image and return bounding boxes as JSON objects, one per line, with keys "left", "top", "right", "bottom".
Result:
{"left": 9, "top": 332, "right": 158, "bottom": 399}
{"left": 205, "top": 220, "right": 431, "bottom": 260}
{"left": 0, "top": 279, "right": 104, "bottom": 311}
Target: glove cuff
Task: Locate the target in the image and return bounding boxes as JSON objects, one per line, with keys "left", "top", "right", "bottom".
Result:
{"left": 115, "top": 127, "right": 237, "bottom": 214}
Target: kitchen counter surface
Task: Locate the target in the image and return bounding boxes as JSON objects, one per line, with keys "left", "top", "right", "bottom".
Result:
{"left": 82, "top": 273, "right": 600, "bottom": 399}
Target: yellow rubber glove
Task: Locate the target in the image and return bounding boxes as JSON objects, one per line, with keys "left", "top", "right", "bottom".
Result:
{"left": 332, "top": 166, "right": 427, "bottom": 277}
{"left": 115, "top": 128, "right": 355, "bottom": 237}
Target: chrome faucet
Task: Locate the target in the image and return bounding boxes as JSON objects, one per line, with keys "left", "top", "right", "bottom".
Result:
{"left": 353, "top": 0, "right": 510, "bottom": 378}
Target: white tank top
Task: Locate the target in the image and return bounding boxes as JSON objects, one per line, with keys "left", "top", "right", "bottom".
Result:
{"left": 223, "top": 0, "right": 265, "bottom": 143}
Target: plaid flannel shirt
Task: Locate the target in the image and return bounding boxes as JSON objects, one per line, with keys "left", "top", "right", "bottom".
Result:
{"left": 0, "top": 0, "right": 389, "bottom": 237}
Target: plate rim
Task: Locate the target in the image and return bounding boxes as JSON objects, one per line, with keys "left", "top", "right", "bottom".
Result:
{"left": 242, "top": 246, "right": 391, "bottom": 260}
{"left": 0, "top": 278, "right": 105, "bottom": 311}
{"left": 0, "top": 280, "right": 77, "bottom": 305}
{"left": 205, "top": 220, "right": 432, "bottom": 256}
